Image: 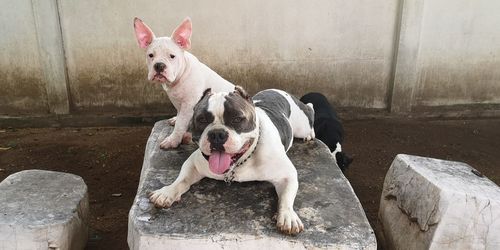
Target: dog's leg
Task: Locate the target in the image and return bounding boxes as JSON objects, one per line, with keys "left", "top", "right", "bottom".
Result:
{"left": 160, "top": 106, "right": 193, "bottom": 149}
{"left": 149, "top": 153, "right": 203, "bottom": 208}
{"left": 272, "top": 162, "right": 304, "bottom": 235}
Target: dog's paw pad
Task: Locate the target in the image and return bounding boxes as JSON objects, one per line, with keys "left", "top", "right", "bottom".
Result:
{"left": 276, "top": 210, "right": 304, "bottom": 235}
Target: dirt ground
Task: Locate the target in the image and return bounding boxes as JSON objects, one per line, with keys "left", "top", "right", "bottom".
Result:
{"left": 1, "top": 118, "right": 499, "bottom": 249}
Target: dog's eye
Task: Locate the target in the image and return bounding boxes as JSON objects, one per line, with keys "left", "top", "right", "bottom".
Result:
{"left": 197, "top": 116, "right": 208, "bottom": 123}
{"left": 232, "top": 117, "right": 244, "bottom": 124}
{"left": 170, "top": 54, "right": 176, "bottom": 59}
{"left": 148, "top": 53, "right": 154, "bottom": 58}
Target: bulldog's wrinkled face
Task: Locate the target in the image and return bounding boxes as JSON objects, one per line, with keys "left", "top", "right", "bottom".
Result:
{"left": 190, "top": 87, "right": 258, "bottom": 175}
{"left": 144, "top": 37, "right": 185, "bottom": 85}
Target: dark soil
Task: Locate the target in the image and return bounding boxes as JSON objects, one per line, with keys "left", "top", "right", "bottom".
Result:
{"left": 1, "top": 118, "right": 499, "bottom": 249}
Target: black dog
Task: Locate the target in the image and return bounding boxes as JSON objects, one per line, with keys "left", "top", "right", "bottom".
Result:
{"left": 300, "top": 93, "right": 353, "bottom": 171}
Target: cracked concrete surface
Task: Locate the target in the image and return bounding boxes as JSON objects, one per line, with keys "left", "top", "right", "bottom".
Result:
{"left": 0, "top": 170, "right": 88, "bottom": 250}
{"left": 128, "top": 121, "right": 376, "bottom": 249}
{"left": 379, "top": 154, "right": 500, "bottom": 250}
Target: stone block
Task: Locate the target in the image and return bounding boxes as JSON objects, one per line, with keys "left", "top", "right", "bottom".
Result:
{"left": 380, "top": 154, "right": 500, "bottom": 250}
{"left": 128, "top": 121, "right": 376, "bottom": 249}
{"left": 0, "top": 170, "right": 89, "bottom": 250}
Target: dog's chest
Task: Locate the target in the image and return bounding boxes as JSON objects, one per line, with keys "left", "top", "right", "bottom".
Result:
{"left": 225, "top": 131, "right": 284, "bottom": 182}
{"left": 162, "top": 83, "right": 199, "bottom": 109}
{"left": 229, "top": 160, "right": 264, "bottom": 182}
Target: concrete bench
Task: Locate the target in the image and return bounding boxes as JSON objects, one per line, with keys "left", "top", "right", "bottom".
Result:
{"left": 379, "top": 154, "right": 500, "bottom": 250}
{"left": 0, "top": 170, "right": 88, "bottom": 250}
{"left": 128, "top": 121, "right": 376, "bottom": 249}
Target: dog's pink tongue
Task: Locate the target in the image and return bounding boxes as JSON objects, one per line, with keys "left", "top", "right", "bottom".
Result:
{"left": 208, "top": 151, "right": 232, "bottom": 175}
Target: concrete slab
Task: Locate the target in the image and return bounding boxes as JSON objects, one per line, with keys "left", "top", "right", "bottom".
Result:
{"left": 380, "top": 154, "right": 500, "bottom": 250}
{"left": 0, "top": 170, "right": 89, "bottom": 250}
{"left": 128, "top": 121, "right": 376, "bottom": 250}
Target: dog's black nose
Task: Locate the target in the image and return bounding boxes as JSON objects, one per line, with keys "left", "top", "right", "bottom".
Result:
{"left": 207, "top": 129, "right": 228, "bottom": 150}
{"left": 154, "top": 62, "right": 166, "bottom": 73}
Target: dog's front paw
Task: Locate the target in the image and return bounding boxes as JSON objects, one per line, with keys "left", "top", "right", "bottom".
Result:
{"left": 276, "top": 209, "right": 304, "bottom": 235}
{"left": 166, "top": 116, "right": 177, "bottom": 126}
{"left": 160, "top": 135, "right": 181, "bottom": 149}
{"left": 148, "top": 186, "right": 181, "bottom": 208}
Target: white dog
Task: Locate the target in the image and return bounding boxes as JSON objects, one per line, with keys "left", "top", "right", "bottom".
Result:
{"left": 149, "top": 86, "right": 315, "bottom": 234}
{"left": 134, "top": 17, "right": 234, "bottom": 149}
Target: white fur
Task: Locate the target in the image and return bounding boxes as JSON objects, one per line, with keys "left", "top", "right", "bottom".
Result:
{"left": 149, "top": 99, "right": 304, "bottom": 235}
{"left": 136, "top": 19, "right": 234, "bottom": 149}
{"left": 331, "top": 142, "right": 342, "bottom": 161}
{"left": 196, "top": 92, "right": 259, "bottom": 155}
{"left": 333, "top": 142, "right": 342, "bottom": 154}
{"left": 158, "top": 52, "right": 234, "bottom": 149}
{"left": 271, "top": 89, "right": 315, "bottom": 141}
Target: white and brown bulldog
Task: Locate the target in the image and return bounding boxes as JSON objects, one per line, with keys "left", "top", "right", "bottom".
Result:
{"left": 149, "top": 86, "right": 315, "bottom": 235}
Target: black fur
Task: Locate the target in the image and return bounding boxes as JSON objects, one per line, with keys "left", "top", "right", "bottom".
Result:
{"left": 335, "top": 152, "right": 353, "bottom": 172}
{"left": 300, "top": 92, "right": 353, "bottom": 171}
{"left": 189, "top": 88, "right": 214, "bottom": 143}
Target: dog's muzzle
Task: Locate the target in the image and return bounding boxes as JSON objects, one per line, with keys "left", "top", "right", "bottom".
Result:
{"left": 207, "top": 129, "right": 228, "bottom": 151}
{"left": 154, "top": 62, "right": 166, "bottom": 73}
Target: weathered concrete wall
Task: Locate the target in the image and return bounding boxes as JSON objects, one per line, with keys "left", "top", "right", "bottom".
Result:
{"left": 414, "top": 0, "right": 500, "bottom": 107}
{"left": 391, "top": 0, "right": 500, "bottom": 113}
{"left": 0, "top": 0, "right": 48, "bottom": 115}
{"left": 1, "top": 0, "right": 500, "bottom": 117}
{"left": 58, "top": 1, "right": 167, "bottom": 114}
{"left": 58, "top": 0, "right": 397, "bottom": 114}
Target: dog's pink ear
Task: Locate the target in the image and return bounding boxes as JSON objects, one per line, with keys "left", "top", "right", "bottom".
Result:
{"left": 134, "top": 17, "right": 155, "bottom": 48}
{"left": 171, "top": 17, "right": 192, "bottom": 50}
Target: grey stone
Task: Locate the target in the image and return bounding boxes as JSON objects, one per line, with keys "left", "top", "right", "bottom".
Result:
{"left": 128, "top": 121, "right": 376, "bottom": 249}
{"left": 0, "top": 170, "right": 88, "bottom": 250}
{"left": 380, "top": 154, "right": 500, "bottom": 250}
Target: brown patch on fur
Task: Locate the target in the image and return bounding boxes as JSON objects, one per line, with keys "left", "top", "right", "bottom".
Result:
{"left": 223, "top": 92, "right": 256, "bottom": 133}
